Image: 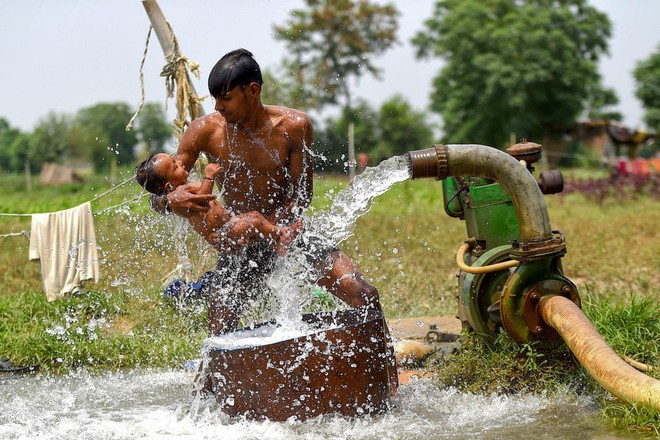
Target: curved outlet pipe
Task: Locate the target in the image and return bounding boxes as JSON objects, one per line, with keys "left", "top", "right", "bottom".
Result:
{"left": 408, "top": 144, "right": 552, "bottom": 243}
{"left": 540, "top": 295, "right": 660, "bottom": 411}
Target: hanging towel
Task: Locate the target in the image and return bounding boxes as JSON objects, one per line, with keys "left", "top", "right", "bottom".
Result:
{"left": 29, "top": 202, "right": 100, "bottom": 301}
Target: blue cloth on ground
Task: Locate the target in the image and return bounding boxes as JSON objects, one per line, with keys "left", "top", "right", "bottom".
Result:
{"left": 163, "top": 272, "right": 215, "bottom": 301}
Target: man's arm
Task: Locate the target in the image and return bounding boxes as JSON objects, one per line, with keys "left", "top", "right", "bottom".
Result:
{"left": 270, "top": 114, "right": 314, "bottom": 225}
{"left": 159, "top": 118, "right": 217, "bottom": 216}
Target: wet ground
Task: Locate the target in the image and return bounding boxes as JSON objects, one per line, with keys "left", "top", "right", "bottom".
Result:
{"left": 1, "top": 315, "right": 648, "bottom": 439}
{"left": 0, "top": 368, "right": 640, "bottom": 440}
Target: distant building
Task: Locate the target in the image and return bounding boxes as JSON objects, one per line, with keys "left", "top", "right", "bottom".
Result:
{"left": 39, "top": 163, "right": 84, "bottom": 185}
{"left": 570, "top": 119, "right": 656, "bottom": 162}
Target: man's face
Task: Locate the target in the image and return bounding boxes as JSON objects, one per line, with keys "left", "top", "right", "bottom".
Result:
{"left": 214, "top": 85, "right": 250, "bottom": 123}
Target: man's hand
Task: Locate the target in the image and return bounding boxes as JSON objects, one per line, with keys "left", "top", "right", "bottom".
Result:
{"left": 275, "top": 218, "right": 304, "bottom": 256}
{"left": 168, "top": 183, "right": 216, "bottom": 216}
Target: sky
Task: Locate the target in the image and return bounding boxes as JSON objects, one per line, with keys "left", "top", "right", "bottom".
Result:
{"left": 0, "top": 0, "right": 658, "bottom": 135}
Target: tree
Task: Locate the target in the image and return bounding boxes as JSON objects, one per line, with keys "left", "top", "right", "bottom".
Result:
{"left": 76, "top": 102, "right": 139, "bottom": 172}
{"left": 135, "top": 102, "right": 173, "bottom": 157}
{"left": 7, "top": 132, "right": 32, "bottom": 174}
{"left": 0, "top": 118, "right": 37, "bottom": 173}
{"left": 315, "top": 100, "right": 380, "bottom": 173}
{"left": 0, "top": 118, "right": 22, "bottom": 172}
{"left": 260, "top": 67, "right": 301, "bottom": 109}
{"left": 375, "top": 95, "right": 435, "bottom": 161}
{"left": 314, "top": 96, "right": 434, "bottom": 171}
{"left": 412, "top": 0, "right": 611, "bottom": 148}
{"left": 634, "top": 44, "right": 660, "bottom": 131}
{"left": 273, "top": 0, "right": 399, "bottom": 177}
{"left": 29, "top": 112, "right": 75, "bottom": 166}
{"left": 584, "top": 84, "right": 621, "bottom": 122}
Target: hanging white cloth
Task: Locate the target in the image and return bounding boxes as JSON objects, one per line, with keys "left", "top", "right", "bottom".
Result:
{"left": 29, "top": 202, "right": 100, "bottom": 301}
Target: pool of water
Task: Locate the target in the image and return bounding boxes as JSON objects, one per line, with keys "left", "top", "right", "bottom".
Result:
{"left": 0, "top": 369, "right": 641, "bottom": 439}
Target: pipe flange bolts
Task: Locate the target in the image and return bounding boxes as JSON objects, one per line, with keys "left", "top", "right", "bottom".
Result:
{"left": 523, "top": 279, "right": 581, "bottom": 341}
{"left": 510, "top": 231, "right": 567, "bottom": 262}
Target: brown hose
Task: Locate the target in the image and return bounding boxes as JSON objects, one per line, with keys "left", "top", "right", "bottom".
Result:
{"left": 540, "top": 295, "right": 660, "bottom": 410}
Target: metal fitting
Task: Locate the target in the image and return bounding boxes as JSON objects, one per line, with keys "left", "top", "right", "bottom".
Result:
{"left": 407, "top": 144, "right": 449, "bottom": 180}
{"left": 510, "top": 231, "right": 567, "bottom": 261}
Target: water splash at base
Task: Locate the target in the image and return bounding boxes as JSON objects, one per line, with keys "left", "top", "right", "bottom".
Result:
{"left": 0, "top": 370, "right": 620, "bottom": 440}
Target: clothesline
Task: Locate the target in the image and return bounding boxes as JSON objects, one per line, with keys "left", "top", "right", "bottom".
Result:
{"left": 0, "top": 231, "right": 29, "bottom": 239}
{"left": 90, "top": 175, "right": 136, "bottom": 203}
{"left": 0, "top": 175, "right": 137, "bottom": 219}
{"left": 0, "top": 175, "right": 148, "bottom": 238}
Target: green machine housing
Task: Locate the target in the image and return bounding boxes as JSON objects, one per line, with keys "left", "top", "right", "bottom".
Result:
{"left": 442, "top": 141, "right": 565, "bottom": 339}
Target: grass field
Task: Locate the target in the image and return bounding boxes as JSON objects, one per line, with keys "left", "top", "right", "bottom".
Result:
{"left": 0, "top": 166, "right": 658, "bottom": 432}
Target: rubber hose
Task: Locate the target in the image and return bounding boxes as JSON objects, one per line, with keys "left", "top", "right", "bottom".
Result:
{"left": 456, "top": 243, "right": 519, "bottom": 274}
{"left": 540, "top": 295, "right": 660, "bottom": 410}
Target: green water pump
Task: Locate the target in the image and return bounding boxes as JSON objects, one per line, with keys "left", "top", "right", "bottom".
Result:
{"left": 408, "top": 141, "right": 581, "bottom": 345}
{"left": 408, "top": 143, "right": 660, "bottom": 410}
{"left": 438, "top": 141, "right": 570, "bottom": 342}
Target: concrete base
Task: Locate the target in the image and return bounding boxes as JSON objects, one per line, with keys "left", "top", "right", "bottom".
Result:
{"left": 389, "top": 316, "right": 462, "bottom": 377}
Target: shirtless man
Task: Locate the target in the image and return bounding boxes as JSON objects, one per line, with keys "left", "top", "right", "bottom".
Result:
{"left": 153, "top": 49, "right": 397, "bottom": 393}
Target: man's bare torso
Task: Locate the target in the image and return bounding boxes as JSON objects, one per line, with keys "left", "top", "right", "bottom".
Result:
{"left": 181, "top": 105, "right": 311, "bottom": 221}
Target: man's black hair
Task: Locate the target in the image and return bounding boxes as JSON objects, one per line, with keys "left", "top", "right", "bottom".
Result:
{"left": 135, "top": 154, "right": 168, "bottom": 196}
{"left": 208, "top": 48, "right": 263, "bottom": 97}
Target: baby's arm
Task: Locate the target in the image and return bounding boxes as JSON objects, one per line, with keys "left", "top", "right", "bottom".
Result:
{"left": 199, "top": 163, "right": 222, "bottom": 195}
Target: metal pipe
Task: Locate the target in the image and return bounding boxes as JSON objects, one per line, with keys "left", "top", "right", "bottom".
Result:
{"left": 408, "top": 144, "right": 552, "bottom": 242}
{"left": 540, "top": 295, "right": 660, "bottom": 411}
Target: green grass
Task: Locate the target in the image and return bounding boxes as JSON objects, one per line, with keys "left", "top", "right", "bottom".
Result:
{"left": 584, "top": 293, "right": 660, "bottom": 436}
{"left": 430, "top": 330, "right": 589, "bottom": 396}
{"left": 0, "top": 286, "right": 207, "bottom": 373}
{"left": 0, "top": 168, "right": 658, "bottom": 431}
{"left": 585, "top": 293, "right": 660, "bottom": 369}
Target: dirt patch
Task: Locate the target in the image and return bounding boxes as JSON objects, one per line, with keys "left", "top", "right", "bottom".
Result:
{"left": 388, "top": 315, "right": 461, "bottom": 341}
{"left": 104, "top": 316, "right": 135, "bottom": 335}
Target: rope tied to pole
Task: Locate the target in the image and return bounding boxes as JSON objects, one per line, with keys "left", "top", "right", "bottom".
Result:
{"left": 160, "top": 22, "right": 204, "bottom": 140}
{"left": 125, "top": 26, "right": 154, "bottom": 133}
{"left": 126, "top": 23, "right": 206, "bottom": 141}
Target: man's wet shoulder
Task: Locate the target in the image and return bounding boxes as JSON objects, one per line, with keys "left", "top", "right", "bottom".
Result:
{"left": 190, "top": 113, "right": 225, "bottom": 132}
{"left": 268, "top": 105, "right": 310, "bottom": 125}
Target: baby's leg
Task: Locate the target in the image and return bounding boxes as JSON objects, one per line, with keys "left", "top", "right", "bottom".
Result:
{"left": 223, "top": 212, "right": 279, "bottom": 247}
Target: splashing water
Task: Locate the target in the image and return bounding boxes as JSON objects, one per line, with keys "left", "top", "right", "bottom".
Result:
{"left": 204, "top": 320, "right": 339, "bottom": 350}
{"left": 0, "top": 370, "right": 621, "bottom": 440}
{"left": 4, "top": 162, "right": 633, "bottom": 437}
{"left": 193, "top": 155, "right": 412, "bottom": 391}
{"left": 305, "top": 154, "right": 411, "bottom": 246}
{"left": 261, "top": 155, "right": 411, "bottom": 327}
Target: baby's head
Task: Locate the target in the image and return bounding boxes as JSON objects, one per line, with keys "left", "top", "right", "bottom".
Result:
{"left": 135, "top": 153, "right": 189, "bottom": 195}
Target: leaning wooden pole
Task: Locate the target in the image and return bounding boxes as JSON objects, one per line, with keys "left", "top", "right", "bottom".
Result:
{"left": 140, "top": 0, "right": 205, "bottom": 118}
{"left": 540, "top": 295, "right": 660, "bottom": 411}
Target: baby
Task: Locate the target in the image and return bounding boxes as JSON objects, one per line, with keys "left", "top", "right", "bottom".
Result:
{"left": 135, "top": 153, "right": 301, "bottom": 255}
